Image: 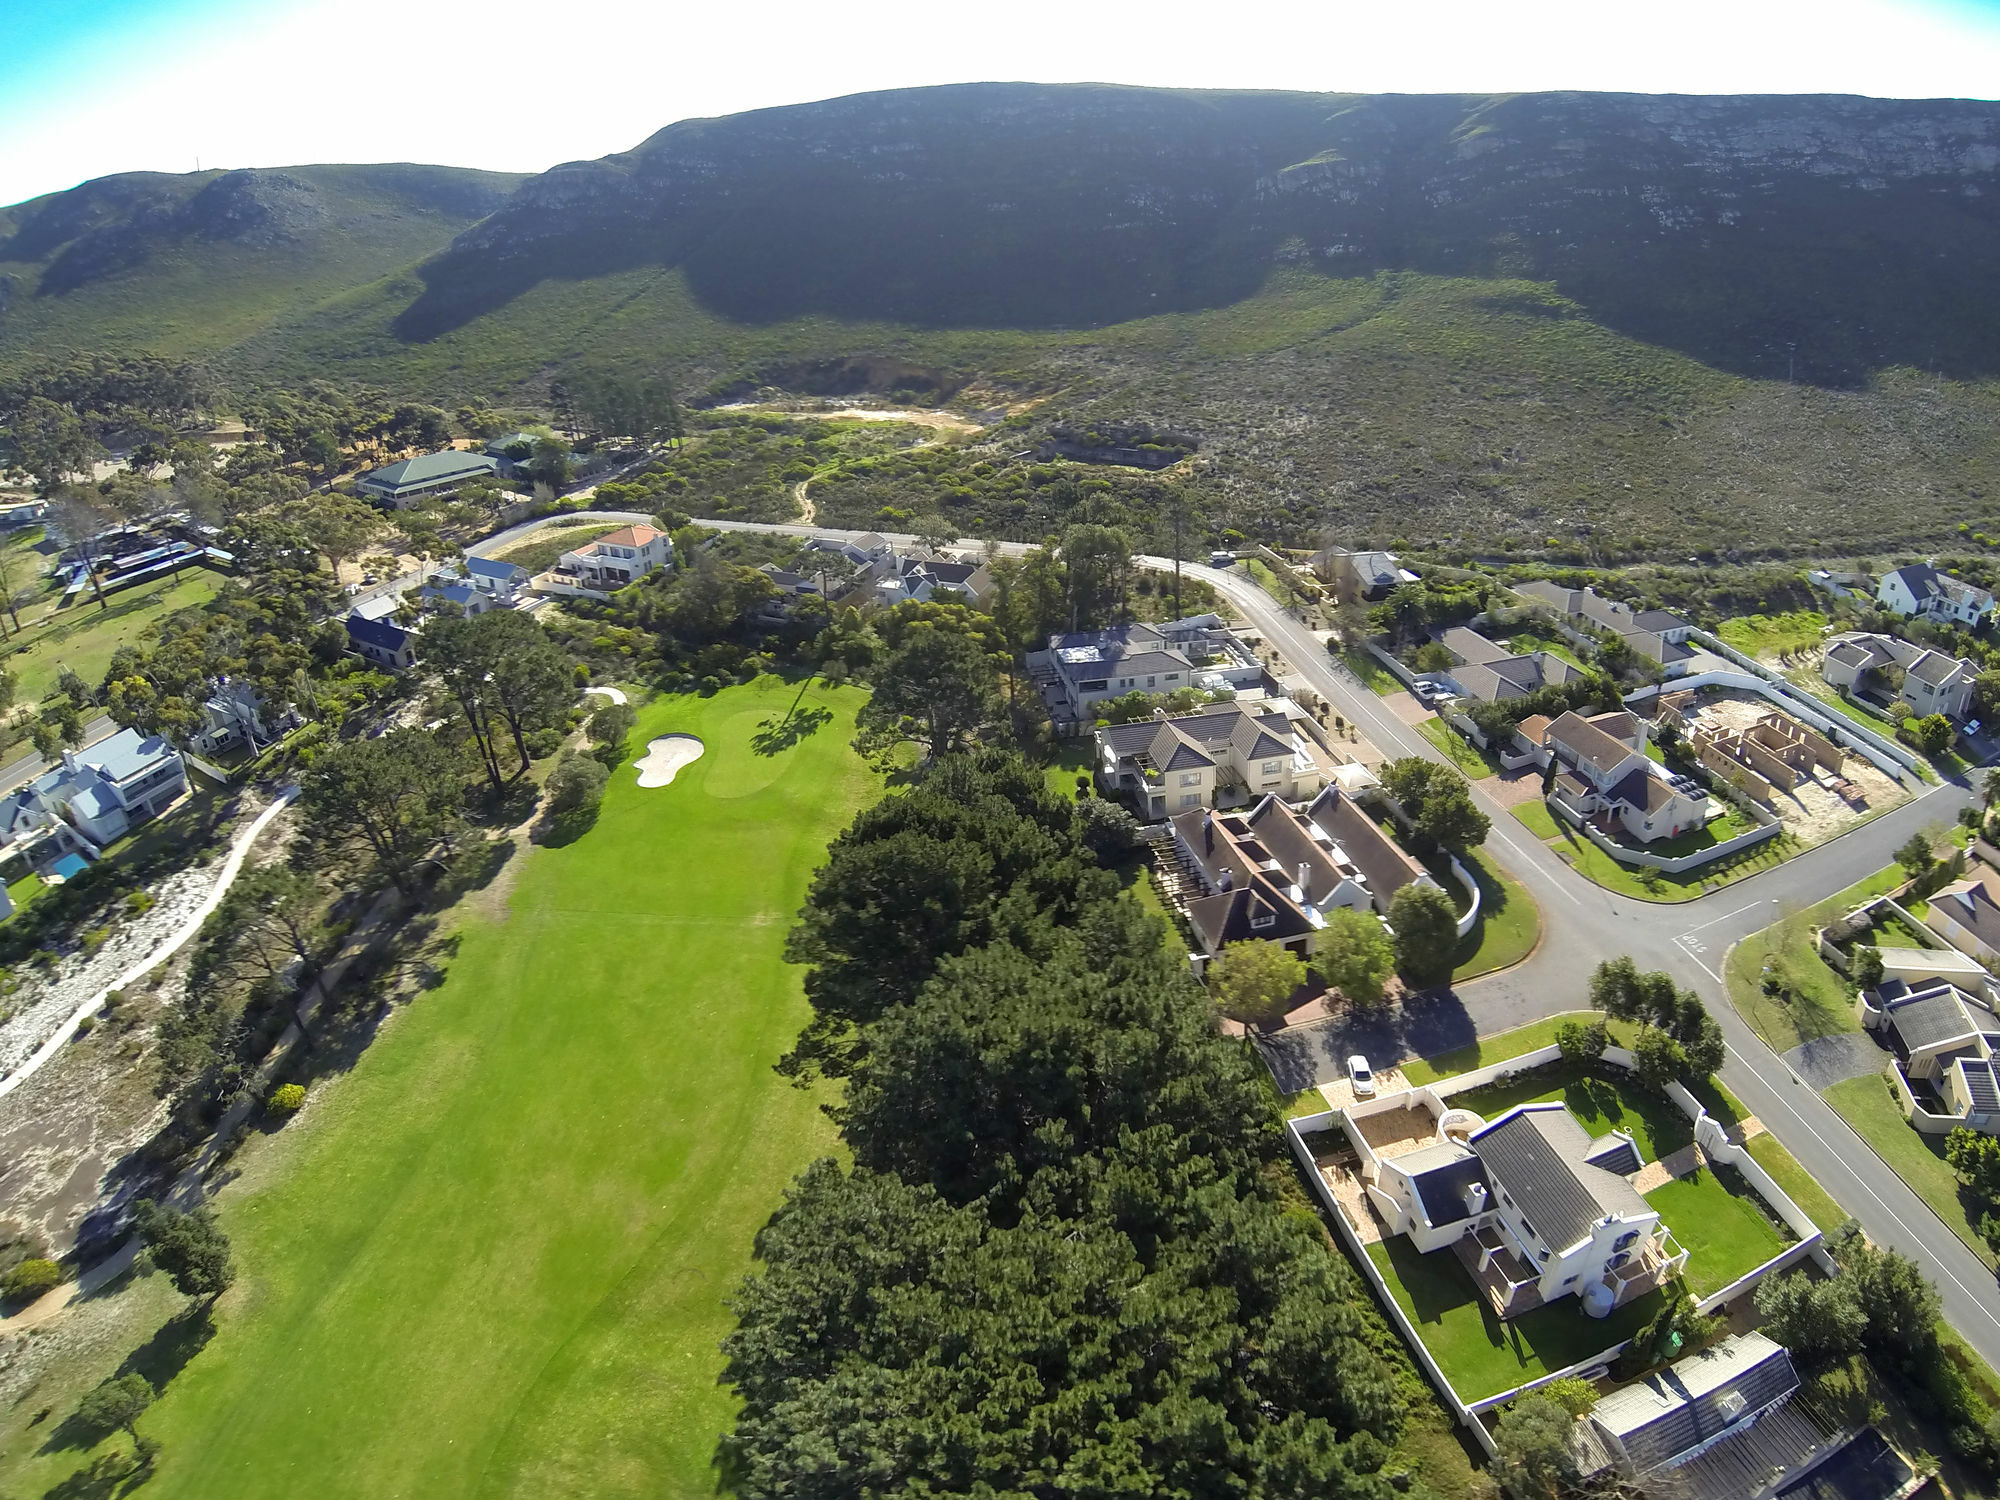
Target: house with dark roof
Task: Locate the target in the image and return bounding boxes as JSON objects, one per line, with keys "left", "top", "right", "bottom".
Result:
{"left": 1095, "top": 704, "right": 1339, "bottom": 817}
{"left": 463, "top": 555, "right": 529, "bottom": 606}
{"left": 1513, "top": 580, "right": 1697, "bottom": 669}
{"left": 1033, "top": 619, "right": 1263, "bottom": 726}
{"left": 1923, "top": 879, "right": 2000, "bottom": 970}
{"left": 1821, "top": 631, "right": 1976, "bottom": 719}
{"left": 872, "top": 549, "right": 993, "bottom": 607}
{"left": 1433, "top": 625, "right": 1581, "bottom": 703}
{"left": 346, "top": 611, "right": 417, "bottom": 671}
{"left": 1586, "top": 1332, "right": 1801, "bottom": 1480}
{"left": 1861, "top": 977, "right": 2000, "bottom": 1133}
{"left": 1314, "top": 546, "right": 1414, "bottom": 602}
{"left": 1168, "top": 787, "right": 1436, "bottom": 958}
{"left": 1542, "top": 711, "right": 1709, "bottom": 844}
{"left": 1878, "top": 562, "right": 1995, "bottom": 628}
{"left": 1363, "top": 1099, "right": 1685, "bottom": 1317}
{"left": 355, "top": 450, "right": 501, "bottom": 509}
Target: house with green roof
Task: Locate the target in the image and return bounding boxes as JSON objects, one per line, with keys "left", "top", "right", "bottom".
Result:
{"left": 355, "top": 450, "right": 501, "bottom": 509}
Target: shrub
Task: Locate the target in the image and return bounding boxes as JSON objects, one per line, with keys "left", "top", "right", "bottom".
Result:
{"left": 547, "top": 753, "right": 610, "bottom": 816}
{"left": 524, "top": 726, "right": 565, "bottom": 761}
{"left": 1074, "top": 797, "right": 1142, "bottom": 863}
{"left": 266, "top": 1083, "right": 306, "bottom": 1116}
{"left": 2, "top": 1257, "right": 60, "bottom": 1303}
{"left": 1312, "top": 908, "right": 1395, "bottom": 1010}
{"left": 1555, "top": 1017, "right": 1608, "bottom": 1062}
{"left": 1388, "top": 882, "right": 1460, "bottom": 988}
{"left": 124, "top": 890, "right": 154, "bottom": 917}
{"left": 1206, "top": 939, "right": 1307, "bottom": 1024}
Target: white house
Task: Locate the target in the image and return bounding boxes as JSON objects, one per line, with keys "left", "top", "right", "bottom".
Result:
{"left": 0, "top": 727, "right": 188, "bottom": 854}
{"left": 1032, "top": 618, "right": 1264, "bottom": 727}
{"left": 462, "top": 555, "right": 529, "bottom": 606}
{"left": 1877, "top": 563, "right": 1995, "bottom": 628}
{"left": 1821, "top": 631, "right": 1977, "bottom": 720}
{"left": 1859, "top": 977, "right": 2000, "bottom": 1134}
{"left": 1095, "top": 704, "right": 1340, "bottom": 816}
{"left": 354, "top": 450, "right": 501, "bottom": 510}
{"left": 1543, "top": 711, "right": 1708, "bottom": 843}
{"left": 537, "top": 524, "right": 673, "bottom": 600}
{"left": 1363, "top": 1097, "right": 1686, "bottom": 1318}
{"left": 189, "top": 679, "right": 298, "bottom": 756}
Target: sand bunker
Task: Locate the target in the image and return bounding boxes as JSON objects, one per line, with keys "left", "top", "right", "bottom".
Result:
{"left": 634, "top": 734, "right": 705, "bottom": 787}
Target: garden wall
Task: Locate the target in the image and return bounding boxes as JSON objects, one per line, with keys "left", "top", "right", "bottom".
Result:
{"left": 1545, "top": 788, "right": 1784, "bottom": 873}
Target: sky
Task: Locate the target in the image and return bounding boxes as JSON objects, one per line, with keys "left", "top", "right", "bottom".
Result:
{"left": 4, "top": 0, "right": 2000, "bottom": 207}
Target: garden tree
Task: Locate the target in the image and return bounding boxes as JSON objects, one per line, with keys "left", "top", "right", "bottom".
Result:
{"left": 1976, "top": 674, "right": 2000, "bottom": 729}
{"left": 71, "top": 1373, "right": 154, "bottom": 1456}
{"left": 55, "top": 666, "right": 93, "bottom": 708}
{"left": 193, "top": 865, "right": 330, "bottom": 1047}
{"left": 284, "top": 493, "right": 384, "bottom": 579}
{"left": 989, "top": 542, "right": 1071, "bottom": 651}
{"left": 840, "top": 907, "right": 1275, "bottom": 1203}
{"left": 1853, "top": 944, "right": 1886, "bottom": 990}
{"left": 528, "top": 433, "right": 572, "bottom": 490}
{"left": 1895, "top": 832, "right": 1936, "bottom": 881}
{"left": 1073, "top": 796, "right": 1142, "bottom": 862}
{"left": 1587, "top": 956, "right": 1725, "bottom": 1082}
{"left": 1541, "top": 1377, "right": 1600, "bottom": 1418}
{"left": 486, "top": 616, "right": 579, "bottom": 772}
{"left": 1984, "top": 766, "right": 2000, "bottom": 808}
{"left": 49, "top": 488, "right": 118, "bottom": 608}
{"left": 587, "top": 701, "right": 636, "bottom": 770}
{"left": 1488, "top": 1393, "right": 1580, "bottom": 1500}
{"left": 1631, "top": 1025, "right": 1690, "bottom": 1091}
{"left": 1058, "top": 523, "right": 1133, "bottom": 630}
{"left": 1615, "top": 1292, "right": 1722, "bottom": 1379}
{"left": 1388, "top": 882, "right": 1460, "bottom": 989}
{"left": 1753, "top": 1269, "right": 1866, "bottom": 1361}
{"left": 642, "top": 552, "right": 779, "bottom": 640}
{"left": 298, "top": 730, "right": 466, "bottom": 897}
{"left": 1312, "top": 908, "right": 1395, "bottom": 1010}
{"left": 1384, "top": 580, "right": 1429, "bottom": 644}
{"left": 423, "top": 613, "right": 510, "bottom": 790}
{"left": 3, "top": 395, "right": 103, "bottom": 493}
{"left": 783, "top": 751, "right": 1119, "bottom": 1077}
{"left": 132, "top": 1199, "right": 234, "bottom": 1303}
{"left": 813, "top": 607, "right": 884, "bottom": 675}
{"left": 1916, "top": 712, "right": 1957, "bottom": 756}
{"left": 1378, "top": 757, "right": 1490, "bottom": 854}
{"left": 854, "top": 614, "right": 1006, "bottom": 761}
{"left": 1207, "top": 938, "right": 1308, "bottom": 1024}
{"left": 1555, "top": 1016, "right": 1609, "bottom": 1063}
{"left": 0, "top": 544, "right": 27, "bottom": 633}
{"left": 545, "top": 752, "right": 609, "bottom": 815}
{"left": 455, "top": 404, "right": 506, "bottom": 440}
{"left": 1843, "top": 1240, "right": 1942, "bottom": 1362}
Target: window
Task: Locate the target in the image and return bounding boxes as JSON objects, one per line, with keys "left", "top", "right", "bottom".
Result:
{"left": 1250, "top": 911, "right": 1274, "bottom": 929}
{"left": 1165, "top": 674, "right": 1181, "bottom": 683}
{"left": 1261, "top": 760, "right": 1282, "bottom": 775}
{"left": 1179, "top": 772, "right": 1202, "bottom": 786}
{"left": 1146, "top": 676, "right": 1157, "bottom": 688}
{"left": 1613, "top": 1229, "right": 1639, "bottom": 1252}
{"left": 1179, "top": 794, "right": 1200, "bottom": 808}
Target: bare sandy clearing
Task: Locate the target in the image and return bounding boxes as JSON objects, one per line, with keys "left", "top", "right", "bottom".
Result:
{"left": 634, "top": 734, "right": 705, "bottom": 787}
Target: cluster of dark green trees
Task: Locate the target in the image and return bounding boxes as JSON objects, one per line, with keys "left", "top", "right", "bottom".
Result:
{"left": 1579, "top": 957, "right": 1727, "bottom": 1087}
{"left": 724, "top": 753, "right": 1418, "bottom": 1496}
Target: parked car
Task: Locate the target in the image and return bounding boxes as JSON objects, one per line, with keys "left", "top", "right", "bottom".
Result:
{"left": 1210, "top": 551, "right": 1236, "bottom": 568}
{"left": 1347, "top": 1054, "right": 1375, "bottom": 1098}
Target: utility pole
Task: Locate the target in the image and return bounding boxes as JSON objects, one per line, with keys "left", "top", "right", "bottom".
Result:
{"left": 1171, "top": 502, "right": 1184, "bottom": 621}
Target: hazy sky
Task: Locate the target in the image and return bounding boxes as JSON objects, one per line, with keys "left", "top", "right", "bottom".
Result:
{"left": 5, "top": 0, "right": 2000, "bottom": 207}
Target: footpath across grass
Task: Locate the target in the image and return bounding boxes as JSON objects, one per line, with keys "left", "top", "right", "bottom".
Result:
{"left": 11, "top": 678, "right": 879, "bottom": 1500}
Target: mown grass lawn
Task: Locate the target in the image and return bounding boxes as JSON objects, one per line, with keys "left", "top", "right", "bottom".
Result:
{"left": 1642, "top": 1167, "right": 1789, "bottom": 1297}
{"left": 1723, "top": 865, "right": 1904, "bottom": 1054}
{"left": 1338, "top": 647, "right": 1402, "bottom": 695}
{"left": 1450, "top": 852, "right": 1540, "bottom": 982}
{"left": 17, "top": 678, "right": 878, "bottom": 1500}
{"left": 2, "top": 569, "right": 222, "bottom": 705}
{"left": 1451, "top": 1063, "right": 1692, "bottom": 1161}
{"left": 1824, "top": 1072, "right": 1997, "bottom": 1270}
{"left": 1365, "top": 1238, "right": 1668, "bottom": 1401}
{"left": 1511, "top": 798, "right": 1794, "bottom": 903}
{"left": 1415, "top": 716, "right": 1497, "bottom": 779}
{"left": 1401, "top": 1013, "right": 1639, "bottom": 1086}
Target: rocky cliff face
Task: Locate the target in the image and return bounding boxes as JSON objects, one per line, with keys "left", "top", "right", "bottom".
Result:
{"left": 402, "top": 84, "right": 2000, "bottom": 382}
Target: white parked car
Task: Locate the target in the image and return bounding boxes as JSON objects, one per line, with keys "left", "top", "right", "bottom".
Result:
{"left": 1347, "top": 1054, "right": 1375, "bottom": 1098}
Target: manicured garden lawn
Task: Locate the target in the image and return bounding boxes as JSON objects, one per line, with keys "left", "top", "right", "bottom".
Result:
{"left": 23, "top": 678, "right": 879, "bottom": 1499}
{"left": 1043, "top": 741, "right": 1096, "bottom": 801}
{"left": 1824, "top": 1072, "right": 1996, "bottom": 1269}
{"left": 1493, "top": 626, "right": 1587, "bottom": 671}
{"left": 1450, "top": 852, "right": 1541, "bottom": 982}
{"left": 1338, "top": 647, "right": 1401, "bottom": 695}
{"left": 1366, "top": 1237, "right": 1668, "bottom": 1401}
{"left": 3, "top": 870, "right": 44, "bottom": 918}
{"left": 1402, "top": 1013, "right": 1638, "bottom": 1086}
{"left": 3, "top": 568, "right": 222, "bottom": 704}
{"left": 1512, "top": 800, "right": 1563, "bottom": 840}
{"left": 1642, "top": 1167, "right": 1789, "bottom": 1297}
{"left": 1512, "top": 797, "right": 1794, "bottom": 903}
{"left": 1451, "top": 1063, "right": 1692, "bottom": 1161}
{"left": 1745, "top": 1134, "right": 1850, "bottom": 1236}
{"left": 1416, "top": 716, "right": 1497, "bottom": 779}
{"left": 1724, "top": 865, "right": 1904, "bottom": 1054}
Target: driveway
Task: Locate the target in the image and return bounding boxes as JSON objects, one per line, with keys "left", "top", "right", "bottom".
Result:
{"left": 1782, "top": 1032, "right": 1891, "bottom": 1092}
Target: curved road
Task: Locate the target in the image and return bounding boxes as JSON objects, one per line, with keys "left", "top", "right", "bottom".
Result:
{"left": 414, "top": 510, "right": 2000, "bottom": 1364}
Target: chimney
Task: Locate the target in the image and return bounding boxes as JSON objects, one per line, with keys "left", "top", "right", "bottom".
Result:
{"left": 1463, "top": 1181, "right": 1488, "bottom": 1216}
{"left": 1153, "top": 706, "right": 1168, "bottom": 720}
{"left": 1202, "top": 809, "right": 1214, "bottom": 854}
{"left": 1297, "top": 861, "right": 1311, "bottom": 900}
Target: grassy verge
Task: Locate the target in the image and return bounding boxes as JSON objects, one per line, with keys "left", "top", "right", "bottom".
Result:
{"left": 1366, "top": 1238, "right": 1668, "bottom": 1402}
{"left": 6, "top": 678, "right": 880, "bottom": 1499}
{"left": 491, "top": 521, "right": 622, "bottom": 575}
{"left": 1338, "top": 646, "right": 1402, "bottom": 695}
{"left": 1243, "top": 557, "right": 1303, "bottom": 608}
{"left": 1401, "top": 1013, "right": 1638, "bottom": 1086}
{"left": 1722, "top": 864, "right": 1905, "bottom": 1055}
{"left": 1450, "top": 852, "right": 1540, "bottom": 982}
{"left": 1416, "top": 716, "right": 1497, "bottom": 779}
{"left": 1511, "top": 797, "right": 1795, "bottom": 903}
{"left": 1744, "top": 1133, "right": 1850, "bottom": 1235}
{"left": 1824, "top": 1071, "right": 1996, "bottom": 1270}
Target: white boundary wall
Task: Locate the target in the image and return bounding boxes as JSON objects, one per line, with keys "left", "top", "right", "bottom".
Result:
{"left": 1288, "top": 1040, "right": 1828, "bottom": 1438}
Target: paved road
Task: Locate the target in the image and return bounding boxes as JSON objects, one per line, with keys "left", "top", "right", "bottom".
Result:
{"left": 0, "top": 713, "right": 115, "bottom": 797}
{"left": 366, "top": 510, "right": 2000, "bottom": 1362}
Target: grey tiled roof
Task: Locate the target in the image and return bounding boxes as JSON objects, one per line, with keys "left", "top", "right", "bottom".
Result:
{"left": 1471, "top": 1105, "right": 1651, "bottom": 1250}
{"left": 83, "top": 727, "right": 175, "bottom": 784}
{"left": 1404, "top": 1146, "right": 1491, "bottom": 1229}
{"left": 1884, "top": 985, "right": 1992, "bottom": 1053}
{"left": 1907, "top": 649, "right": 1969, "bottom": 686}
{"left": 1549, "top": 711, "right": 1636, "bottom": 775}
{"left": 1591, "top": 1332, "right": 1799, "bottom": 1473}
{"left": 1959, "top": 1057, "right": 2000, "bottom": 1113}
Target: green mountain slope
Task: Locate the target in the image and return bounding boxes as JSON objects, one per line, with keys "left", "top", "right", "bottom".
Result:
{"left": 0, "top": 163, "right": 525, "bottom": 369}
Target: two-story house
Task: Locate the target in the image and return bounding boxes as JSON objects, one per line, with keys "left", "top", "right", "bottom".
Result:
{"left": 1584, "top": 1332, "right": 1800, "bottom": 1481}
{"left": 1315, "top": 547, "right": 1413, "bottom": 602}
{"left": 189, "top": 678, "right": 298, "bottom": 756}
{"left": 1033, "top": 619, "right": 1264, "bottom": 727}
{"left": 1543, "top": 711, "right": 1707, "bottom": 843}
{"left": 1878, "top": 563, "right": 1995, "bottom": 627}
{"left": 1860, "top": 977, "right": 2000, "bottom": 1134}
{"left": 0, "top": 727, "right": 189, "bottom": 855}
{"left": 538, "top": 525, "right": 673, "bottom": 600}
{"left": 1821, "top": 631, "right": 1978, "bottom": 719}
{"left": 1435, "top": 625, "right": 1582, "bottom": 703}
{"left": 1512, "top": 581, "right": 1696, "bottom": 668}
{"left": 462, "top": 556, "right": 529, "bottom": 606}
{"left": 1366, "top": 1098, "right": 1686, "bottom": 1318}
{"left": 346, "top": 610, "right": 417, "bottom": 671}
{"left": 355, "top": 450, "right": 501, "bottom": 510}
{"left": 1095, "top": 705, "right": 1339, "bottom": 816}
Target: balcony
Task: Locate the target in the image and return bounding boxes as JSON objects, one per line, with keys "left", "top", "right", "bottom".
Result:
{"left": 1455, "top": 1226, "right": 1545, "bottom": 1319}
{"left": 1601, "top": 1229, "right": 1687, "bottom": 1307}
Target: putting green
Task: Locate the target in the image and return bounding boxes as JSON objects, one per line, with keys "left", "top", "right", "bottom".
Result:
{"left": 84, "top": 678, "right": 872, "bottom": 1499}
